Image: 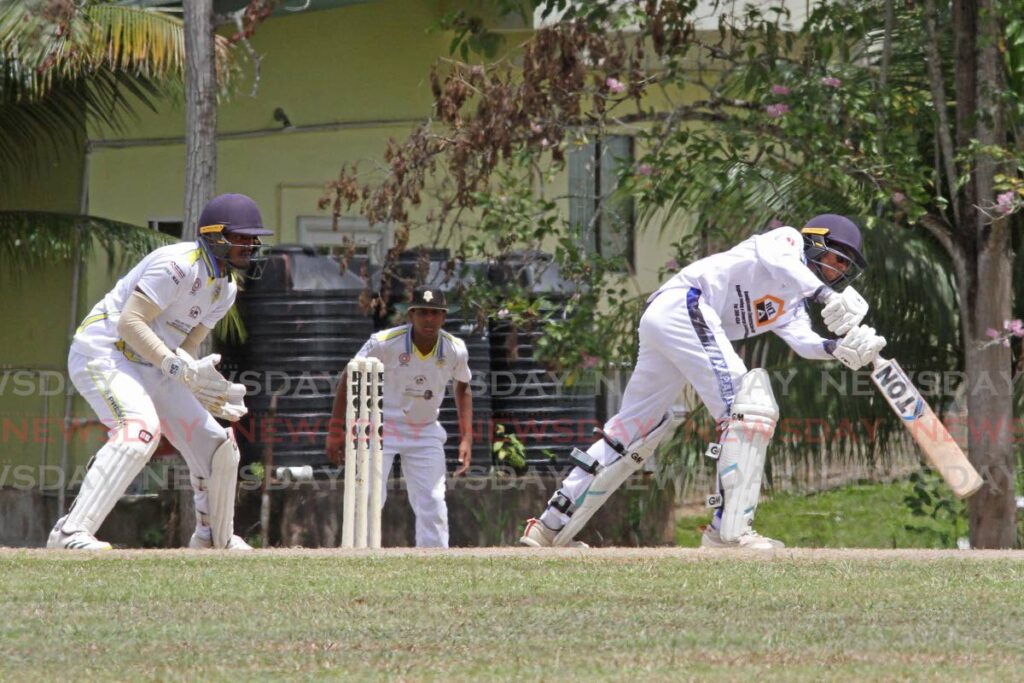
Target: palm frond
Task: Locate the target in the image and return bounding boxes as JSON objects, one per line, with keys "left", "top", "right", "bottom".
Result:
{"left": 0, "top": 2, "right": 233, "bottom": 100}
{"left": 0, "top": 2, "right": 236, "bottom": 175}
{"left": 0, "top": 211, "right": 175, "bottom": 276}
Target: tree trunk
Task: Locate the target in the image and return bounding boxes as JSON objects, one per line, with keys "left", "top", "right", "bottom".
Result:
{"left": 184, "top": 0, "right": 217, "bottom": 238}
{"left": 962, "top": 246, "right": 1017, "bottom": 548}
{"left": 962, "top": 0, "right": 1016, "bottom": 548}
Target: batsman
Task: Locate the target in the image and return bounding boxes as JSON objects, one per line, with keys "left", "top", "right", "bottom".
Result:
{"left": 47, "top": 194, "right": 271, "bottom": 551}
{"left": 520, "top": 215, "right": 887, "bottom": 549}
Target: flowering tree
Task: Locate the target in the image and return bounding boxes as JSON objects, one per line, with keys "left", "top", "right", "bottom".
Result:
{"left": 324, "top": 0, "right": 1023, "bottom": 546}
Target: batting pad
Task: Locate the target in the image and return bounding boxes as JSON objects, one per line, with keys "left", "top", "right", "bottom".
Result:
{"left": 716, "top": 369, "right": 778, "bottom": 542}
{"left": 64, "top": 431, "right": 159, "bottom": 535}
{"left": 207, "top": 437, "right": 241, "bottom": 548}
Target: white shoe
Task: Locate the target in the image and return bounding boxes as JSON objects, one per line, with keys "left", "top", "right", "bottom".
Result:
{"left": 519, "top": 518, "right": 589, "bottom": 548}
{"left": 46, "top": 517, "right": 112, "bottom": 550}
{"left": 700, "top": 526, "right": 784, "bottom": 550}
{"left": 188, "top": 532, "right": 253, "bottom": 550}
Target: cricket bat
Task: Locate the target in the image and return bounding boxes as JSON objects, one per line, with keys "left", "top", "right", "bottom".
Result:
{"left": 871, "top": 357, "right": 983, "bottom": 498}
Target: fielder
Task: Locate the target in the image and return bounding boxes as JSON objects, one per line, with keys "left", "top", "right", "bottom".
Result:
{"left": 520, "top": 214, "right": 887, "bottom": 549}
{"left": 47, "top": 194, "right": 272, "bottom": 550}
{"left": 326, "top": 287, "right": 473, "bottom": 548}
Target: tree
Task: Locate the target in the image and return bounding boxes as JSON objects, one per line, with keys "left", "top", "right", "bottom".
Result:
{"left": 323, "top": 0, "right": 1022, "bottom": 546}
{"left": 184, "top": 0, "right": 218, "bottom": 237}
{"left": 0, "top": 0, "right": 232, "bottom": 179}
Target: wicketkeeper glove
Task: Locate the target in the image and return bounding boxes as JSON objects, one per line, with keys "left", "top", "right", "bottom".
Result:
{"left": 161, "top": 348, "right": 248, "bottom": 421}
{"left": 832, "top": 324, "right": 887, "bottom": 370}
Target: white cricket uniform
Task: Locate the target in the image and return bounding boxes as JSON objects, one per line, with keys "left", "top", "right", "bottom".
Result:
{"left": 69, "top": 241, "right": 237, "bottom": 534}
{"left": 548, "top": 227, "right": 836, "bottom": 525}
{"left": 356, "top": 324, "right": 471, "bottom": 548}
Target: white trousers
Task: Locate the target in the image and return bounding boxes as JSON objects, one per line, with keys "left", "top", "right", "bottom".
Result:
{"left": 68, "top": 350, "right": 230, "bottom": 534}
{"left": 549, "top": 286, "right": 748, "bottom": 524}
{"left": 380, "top": 438, "right": 449, "bottom": 548}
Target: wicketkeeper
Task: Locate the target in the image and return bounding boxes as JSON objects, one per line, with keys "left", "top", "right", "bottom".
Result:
{"left": 326, "top": 287, "right": 473, "bottom": 548}
{"left": 47, "top": 194, "right": 272, "bottom": 550}
{"left": 520, "top": 215, "right": 887, "bottom": 549}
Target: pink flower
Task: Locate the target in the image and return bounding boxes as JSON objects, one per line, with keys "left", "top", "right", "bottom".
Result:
{"left": 664, "top": 258, "right": 680, "bottom": 270}
{"left": 996, "top": 191, "right": 1015, "bottom": 215}
{"left": 580, "top": 353, "right": 600, "bottom": 369}
{"left": 766, "top": 103, "right": 790, "bottom": 118}
{"left": 821, "top": 76, "right": 842, "bottom": 88}
{"left": 986, "top": 328, "right": 1001, "bottom": 339}
{"left": 497, "top": 308, "right": 510, "bottom": 319}
{"left": 892, "top": 192, "right": 906, "bottom": 204}
{"left": 637, "top": 163, "right": 653, "bottom": 177}
{"left": 1006, "top": 319, "right": 1024, "bottom": 337}
{"left": 606, "top": 77, "right": 625, "bottom": 94}
{"left": 771, "top": 85, "right": 790, "bottom": 95}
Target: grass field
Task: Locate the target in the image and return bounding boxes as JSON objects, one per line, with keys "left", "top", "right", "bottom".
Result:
{"left": 3, "top": 548, "right": 1023, "bottom": 681}
{"left": 676, "top": 482, "right": 971, "bottom": 548}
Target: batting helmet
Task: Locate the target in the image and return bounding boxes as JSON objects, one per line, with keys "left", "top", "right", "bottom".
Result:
{"left": 198, "top": 194, "right": 273, "bottom": 278}
{"left": 801, "top": 214, "right": 866, "bottom": 289}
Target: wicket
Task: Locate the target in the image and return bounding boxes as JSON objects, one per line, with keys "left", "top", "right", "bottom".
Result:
{"left": 342, "top": 357, "right": 385, "bottom": 549}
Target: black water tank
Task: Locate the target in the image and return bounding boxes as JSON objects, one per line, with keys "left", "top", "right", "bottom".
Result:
{"left": 487, "top": 254, "right": 599, "bottom": 471}
{"left": 221, "top": 245, "right": 372, "bottom": 468}
{"left": 437, "top": 306, "right": 493, "bottom": 473}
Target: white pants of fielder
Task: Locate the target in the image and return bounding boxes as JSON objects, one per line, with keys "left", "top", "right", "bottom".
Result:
{"left": 541, "top": 285, "right": 779, "bottom": 543}
{"left": 379, "top": 436, "right": 450, "bottom": 548}
{"left": 59, "top": 349, "right": 240, "bottom": 545}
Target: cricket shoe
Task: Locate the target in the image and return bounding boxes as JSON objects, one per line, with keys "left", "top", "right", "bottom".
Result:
{"left": 46, "top": 517, "right": 112, "bottom": 550}
{"left": 188, "top": 532, "right": 254, "bottom": 550}
{"left": 700, "top": 526, "right": 784, "bottom": 550}
{"left": 519, "top": 518, "right": 589, "bottom": 548}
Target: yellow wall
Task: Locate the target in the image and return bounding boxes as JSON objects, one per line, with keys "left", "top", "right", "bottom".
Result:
{"left": 85, "top": 1, "right": 688, "bottom": 292}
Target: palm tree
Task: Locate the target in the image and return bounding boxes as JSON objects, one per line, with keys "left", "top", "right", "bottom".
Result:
{"left": 0, "top": 0, "right": 233, "bottom": 179}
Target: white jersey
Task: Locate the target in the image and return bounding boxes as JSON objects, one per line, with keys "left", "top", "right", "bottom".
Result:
{"left": 71, "top": 241, "right": 237, "bottom": 364}
{"left": 356, "top": 324, "right": 472, "bottom": 441}
{"left": 653, "top": 226, "right": 834, "bottom": 359}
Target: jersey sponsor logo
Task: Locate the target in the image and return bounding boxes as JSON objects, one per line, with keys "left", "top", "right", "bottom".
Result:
{"left": 138, "top": 429, "right": 154, "bottom": 444}
{"left": 165, "top": 265, "right": 181, "bottom": 285}
{"left": 399, "top": 353, "right": 410, "bottom": 366}
{"left": 753, "top": 295, "right": 784, "bottom": 326}
{"left": 190, "top": 278, "right": 202, "bottom": 295}
{"left": 171, "top": 262, "right": 186, "bottom": 280}
{"left": 423, "top": 389, "right": 434, "bottom": 400}
{"left": 189, "top": 306, "right": 202, "bottom": 319}
{"left": 415, "top": 375, "right": 426, "bottom": 385}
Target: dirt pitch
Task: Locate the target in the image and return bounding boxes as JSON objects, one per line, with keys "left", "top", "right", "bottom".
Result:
{"left": 3, "top": 545, "right": 1024, "bottom": 559}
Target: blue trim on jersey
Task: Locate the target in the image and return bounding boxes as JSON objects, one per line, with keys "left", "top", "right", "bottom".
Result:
{"left": 686, "top": 287, "right": 736, "bottom": 415}
{"left": 196, "top": 239, "right": 221, "bottom": 280}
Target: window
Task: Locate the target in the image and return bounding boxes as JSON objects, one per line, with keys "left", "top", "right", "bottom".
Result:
{"left": 148, "top": 219, "right": 184, "bottom": 240}
{"left": 297, "top": 215, "right": 391, "bottom": 265}
{"left": 568, "top": 134, "right": 635, "bottom": 269}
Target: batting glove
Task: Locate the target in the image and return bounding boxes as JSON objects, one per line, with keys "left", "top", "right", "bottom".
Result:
{"left": 821, "top": 286, "right": 869, "bottom": 336}
{"left": 832, "top": 325, "right": 887, "bottom": 370}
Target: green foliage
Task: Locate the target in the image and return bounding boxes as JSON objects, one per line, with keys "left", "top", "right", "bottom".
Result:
{"left": 677, "top": 481, "right": 971, "bottom": 548}
{"left": 902, "top": 469, "right": 969, "bottom": 548}
{"left": 492, "top": 423, "right": 526, "bottom": 472}
{"left": 0, "top": 1, "right": 235, "bottom": 175}
{"left": 0, "top": 211, "right": 173, "bottom": 275}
